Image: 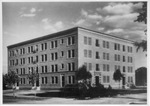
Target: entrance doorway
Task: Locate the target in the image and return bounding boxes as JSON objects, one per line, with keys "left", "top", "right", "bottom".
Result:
{"left": 122, "top": 77, "right": 125, "bottom": 88}
{"left": 61, "top": 75, "right": 65, "bottom": 87}
{"left": 36, "top": 80, "right": 39, "bottom": 87}
{"left": 95, "top": 76, "right": 99, "bottom": 85}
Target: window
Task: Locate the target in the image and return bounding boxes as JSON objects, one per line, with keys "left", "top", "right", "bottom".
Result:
{"left": 68, "top": 62, "right": 75, "bottom": 71}
{"left": 84, "top": 36, "right": 87, "bottom": 44}
{"left": 84, "top": 49, "right": 87, "bottom": 57}
{"left": 114, "top": 43, "right": 120, "bottom": 51}
{"left": 16, "top": 69, "right": 18, "bottom": 74}
{"left": 67, "top": 49, "right": 75, "bottom": 58}
{"left": 96, "top": 51, "right": 100, "bottom": 59}
{"left": 96, "top": 64, "right": 100, "bottom": 71}
{"left": 51, "top": 64, "right": 58, "bottom": 72}
{"left": 68, "top": 36, "right": 75, "bottom": 45}
{"left": 89, "top": 63, "right": 92, "bottom": 70}
{"left": 60, "top": 39, "right": 64, "bottom": 44}
{"left": 55, "top": 40, "right": 57, "bottom": 48}
{"left": 68, "top": 76, "right": 75, "bottom": 84}
{"left": 51, "top": 53, "right": 54, "bottom": 61}
{"left": 41, "top": 54, "right": 47, "bottom": 62}
{"left": 28, "top": 47, "right": 30, "bottom": 53}
{"left": 88, "top": 37, "right": 92, "bottom": 45}
{"left": 103, "top": 52, "right": 109, "bottom": 60}
{"left": 128, "top": 56, "right": 133, "bottom": 63}
{"left": 123, "top": 56, "right": 126, "bottom": 62}
{"left": 55, "top": 52, "right": 58, "bottom": 60}
{"left": 103, "top": 76, "right": 110, "bottom": 83}
{"left": 103, "top": 41, "right": 109, "bottom": 48}
{"left": 123, "top": 66, "right": 126, "bottom": 72}
{"left": 103, "top": 64, "right": 109, "bottom": 71}
{"left": 51, "top": 76, "right": 58, "bottom": 84}
{"left": 60, "top": 51, "right": 64, "bottom": 57}
{"left": 51, "top": 65, "right": 54, "bottom": 72}
{"left": 51, "top": 41, "right": 54, "bottom": 48}
{"left": 114, "top": 54, "right": 120, "bottom": 61}
{"left": 42, "top": 77, "right": 48, "bottom": 84}
{"left": 41, "top": 43, "right": 47, "bottom": 51}
{"left": 123, "top": 45, "right": 125, "bottom": 52}
{"left": 55, "top": 64, "right": 58, "bottom": 72}
{"left": 61, "top": 63, "right": 64, "bottom": 69}
{"left": 51, "top": 52, "right": 58, "bottom": 60}
{"left": 42, "top": 65, "right": 47, "bottom": 73}
{"left": 128, "top": 46, "right": 133, "bottom": 53}
{"left": 95, "top": 39, "right": 100, "bottom": 47}
{"left": 88, "top": 50, "right": 92, "bottom": 58}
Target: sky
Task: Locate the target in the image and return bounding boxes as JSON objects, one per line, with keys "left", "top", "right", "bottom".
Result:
{"left": 2, "top": 2, "right": 147, "bottom": 74}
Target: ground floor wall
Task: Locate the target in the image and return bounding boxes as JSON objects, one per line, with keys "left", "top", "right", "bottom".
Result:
{"left": 17, "top": 70, "right": 135, "bottom": 90}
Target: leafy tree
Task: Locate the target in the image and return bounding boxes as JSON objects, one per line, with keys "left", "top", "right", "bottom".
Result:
{"left": 75, "top": 65, "right": 92, "bottom": 99}
{"left": 113, "top": 69, "right": 123, "bottom": 89}
{"left": 3, "top": 71, "right": 20, "bottom": 97}
{"left": 75, "top": 65, "right": 92, "bottom": 83}
{"left": 135, "top": 67, "right": 147, "bottom": 86}
{"left": 27, "top": 70, "right": 39, "bottom": 87}
{"left": 134, "top": 2, "right": 147, "bottom": 52}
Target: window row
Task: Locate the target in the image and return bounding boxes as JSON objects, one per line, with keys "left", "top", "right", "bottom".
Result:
{"left": 9, "top": 36, "right": 75, "bottom": 57}
{"left": 41, "top": 75, "right": 75, "bottom": 85}
{"left": 9, "top": 48, "right": 26, "bottom": 57}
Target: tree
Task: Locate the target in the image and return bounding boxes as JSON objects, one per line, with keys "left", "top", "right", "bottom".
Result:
{"left": 75, "top": 65, "right": 92, "bottom": 83}
{"left": 3, "top": 71, "right": 20, "bottom": 97}
{"left": 27, "top": 69, "right": 39, "bottom": 97}
{"left": 27, "top": 70, "right": 39, "bottom": 87}
{"left": 134, "top": 2, "right": 147, "bottom": 52}
{"left": 75, "top": 65, "right": 92, "bottom": 98}
{"left": 113, "top": 69, "right": 123, "bottom": 89}
{"left": 135, "top": 67, "right": 147, "bottom": 86}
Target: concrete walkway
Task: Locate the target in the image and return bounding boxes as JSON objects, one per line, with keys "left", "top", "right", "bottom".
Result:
{"left": 3, "top": 90, "right": 147, "bottom": 104}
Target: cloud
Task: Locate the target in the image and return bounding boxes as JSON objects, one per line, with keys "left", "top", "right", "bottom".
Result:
{"left": 55, "top": 21, "right": 64, "bottom": 29}
{"left": 101, "top": 2, "right": 143, "bottom": 15}
{"left": 20, "top": 14, "right": 36, "bottom": 17}
{"left": 41, "top": 18, "right": 64, "bottom": 33}
{"left": 20, "top": 7, "right": 42, "bottom": 18}
{"left": 73, "top": 9, "right": 103, "bottom": 27}
{"left": 106, "top": 28, "right": 124, "bottom": 34}
{"left": 73, "top": 19, "right": 85, "bottom": 26}
{"left": 103, "top": 3, "right": 133, "bottom": 15}
{"left": 30, "top": 8, "right": 36, "bottom": 13}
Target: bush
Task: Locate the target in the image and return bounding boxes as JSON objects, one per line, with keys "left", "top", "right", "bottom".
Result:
{"left": 130, "top": 84, "right": 136, "bottom": 89}
{"left": 60, "top": 84, "right": 80, "bottom": 97}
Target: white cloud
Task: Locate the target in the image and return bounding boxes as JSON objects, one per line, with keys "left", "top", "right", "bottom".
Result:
{"left": 20, "top": 7, "right": 41, "bottom": 18}
{"left": 55, "top": 21, "right": 64, "bottom": 29}
{"left": 102, "top": 3, "right": 143, "bottom": 15}
{"left": 81, "top": 9, "right": 88, "bottom": 17}
{"left": 30, "top": 8, "right": 36, "bottom": 13}
{"left": 41, "top": 18, "right": 50, "bottom": 24}
{"left": 73, "top": 19, "right": 85, "bottom": 26}
{"left": 41, "top": 18, "right": 65, "bottom": 33}
{"left": 20, "top": 14, "right": 36, "bottom": 17}
{"left": 103, "top": 13, "right": 139, "bottom": 28}
{"left": 103, "top": 3, "right": 133, "bottom": 15}
{"left": 106, "top": 28, "right": 124, "bottom": 34}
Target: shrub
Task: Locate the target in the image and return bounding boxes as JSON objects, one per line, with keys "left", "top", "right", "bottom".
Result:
{"left": 130, "top": 84, "right": 136, "bottom": 89}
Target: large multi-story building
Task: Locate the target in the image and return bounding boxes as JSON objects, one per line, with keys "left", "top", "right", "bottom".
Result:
{"left": 7, "top": 27, "right": 135, "bottom": 90}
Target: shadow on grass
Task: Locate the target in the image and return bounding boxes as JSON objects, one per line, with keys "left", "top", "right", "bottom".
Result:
{"left": 22, "top": 89, "right": 147, "bottom": 100}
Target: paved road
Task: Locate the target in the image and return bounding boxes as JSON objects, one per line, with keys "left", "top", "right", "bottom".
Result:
{"left": 3, "top": 90, "right": 147, "bottom": 104}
